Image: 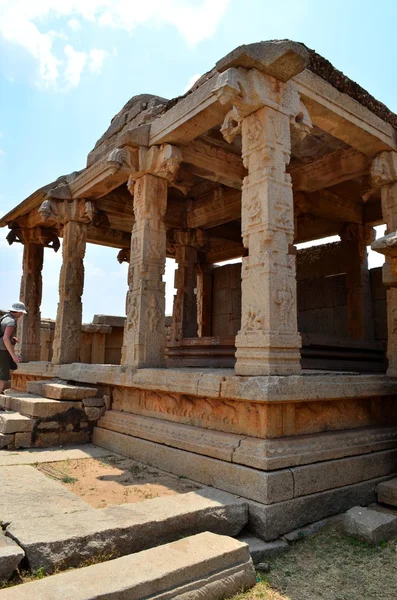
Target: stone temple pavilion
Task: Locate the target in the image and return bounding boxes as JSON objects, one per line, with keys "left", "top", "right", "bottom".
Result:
{"left": 2, "top": 40, "right": 397, "bottom": 539}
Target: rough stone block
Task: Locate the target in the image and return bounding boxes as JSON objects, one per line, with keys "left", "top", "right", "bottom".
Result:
{"left": 0, "top": 532, "right": 255, "bottom": 599}
{"left": 344, "top": 506, "right": 397, "bottom": 544}
{"left": 34, "top": 432, "right": 60, "bottom": 447}
{"left": 93, "top": 427, "right": 294, "bottom": 504}
{"left": 248, "top": 476, "right": 393, "bottom": 541}
{"left": 0, "top": 412, "right": 34, "bottom": 434}
{"left": 84, "top": 407, "right": 102, "bottom": 421}
{"left": 14, "top": 432, "right": 32, "bottom": 448}
{"left": 0, "top": 532, "right": 24, "bottom": 583}
{"left": 6, "top": 488, "right": 248, "bottom": 572}
{"left": 82, "top": 397, "right": 105, "bottom": 408}
{"left": 237, "top": 534, "right": 288, "bottom": 564}
{"left": 377, "top": 478, "right": 397, "bottom": 507}
{"left": 0, "top": 433, "right": 13, "bottom": 449}
{"left": 59, "top": 431, "right": 91, "bottom": 446}
{"left": 27, "top": 380, "right": 97, "bottom": 401}
{"left": 37, "top": 421, "right": 60, "bottom": 430}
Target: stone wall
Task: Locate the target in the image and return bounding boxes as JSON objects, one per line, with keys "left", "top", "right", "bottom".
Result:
{"left": 209, "top": 259, "right": 386, "bottom": 342}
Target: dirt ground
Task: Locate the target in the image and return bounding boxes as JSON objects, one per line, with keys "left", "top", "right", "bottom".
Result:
{"left": 230, "top": 524, "right": 397, "bottom": 600}
{"left": 36, "top": 454, "right": 202, "bottom": 507}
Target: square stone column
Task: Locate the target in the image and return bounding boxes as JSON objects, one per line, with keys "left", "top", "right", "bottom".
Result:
{"left": 235, "top": 106, "right": 301, "bottom": 376}
{"left": 340, "top": 223, "right": 375, "bottom": 340}
{"left": 121, "top": 174, "right": 167, "bottom": 367}
{"left": 19, "top": 243, "right": 44, "bottom": 361}
{"left": 371, "top": 151, "right": 397, "bottom": 376}
{"left": 197, "top": 259, "right": 213, "bottom": 337}
{"left": 52, "top": 220, "right": 87, "bottom": 364}
{"left": 170, "top": 231, "right": 199, "bottom": 343}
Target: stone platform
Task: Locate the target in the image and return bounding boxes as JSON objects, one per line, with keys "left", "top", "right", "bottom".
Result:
{"left": 11, "top": 362, "right": 397, "bottom": 539}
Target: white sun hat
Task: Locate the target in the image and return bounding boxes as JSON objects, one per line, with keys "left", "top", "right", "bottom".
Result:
{"left": 8, "top": 301, "right": 27, "bottom": 314}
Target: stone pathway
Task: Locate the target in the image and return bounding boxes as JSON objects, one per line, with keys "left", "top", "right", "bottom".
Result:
{"left": 0, "top": 443, "right": 251, "bottom": 594}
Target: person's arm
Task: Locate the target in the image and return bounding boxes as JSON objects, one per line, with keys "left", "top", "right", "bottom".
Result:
{"left": 3, "top": 326, "right": 21, "bottom": 363}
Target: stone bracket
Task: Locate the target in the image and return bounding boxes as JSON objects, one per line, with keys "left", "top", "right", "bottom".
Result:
{"left": 38, "top": 198, "right": 95, "bottom": 225}
{"left": 6, "top": 227, "right": 60, "bottom": 252}
{"left": 127, "top": 144, "right": 183, "bottom": 192}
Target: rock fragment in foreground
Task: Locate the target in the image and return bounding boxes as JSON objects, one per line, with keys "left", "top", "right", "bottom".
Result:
{"left": 344, "top": 505, "right": 397, "bottom": 544}
{"left": 0, "top": 532, "right": 25, "bottom": 583}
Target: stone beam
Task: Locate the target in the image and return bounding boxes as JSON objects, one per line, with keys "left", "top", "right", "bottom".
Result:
{"left": 294, "top": 213, "right": 340, "bottom": 244}
{"left": 86, "top": 225, "right": 131, "bottom": 249}
{"left": 187, "top": 187, "right": 241, "bottom": 229}
{"left": 150, "top": 66, "right": 307, "bottom": 147}
{"left": 293, "top": 69, "right": 397, "bottom": 156}
{"left": 69, "top": 148, "right": 133, "bottom": 199}
{"left": 206, "top": 238, "right": 244, "bottom": 264}
{"left": 181, "top": 139, "right": 246, "bottom": 190}
{"left": 295, "top": 190, "right": 363, "bottom": 224}
{"left": 290, "top": 147, "right": 371, "bottom": 193}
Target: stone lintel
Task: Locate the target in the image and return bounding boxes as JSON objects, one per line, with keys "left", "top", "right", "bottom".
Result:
{"left": 293, "top": 70, "right": 397, "bottom": 156}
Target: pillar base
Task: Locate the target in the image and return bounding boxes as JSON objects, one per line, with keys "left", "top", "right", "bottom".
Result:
{"left": 235, "top": 334, "right": 301, "bottom": 376}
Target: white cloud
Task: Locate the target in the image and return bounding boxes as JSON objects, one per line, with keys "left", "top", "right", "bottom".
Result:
{"left": 184, "top": 73, "right": 201, "bottom": 93}
{"left": 88, "top": 48, "right": 108, "bottom": 73}
{"left": 0, "top": 0, "right": 231, "bottom": 89}
{"left": 64, "top": 44, "right": 87, "bottom": 87}
{"left": 67, "top": 18, "right": 81, "bottom": 31}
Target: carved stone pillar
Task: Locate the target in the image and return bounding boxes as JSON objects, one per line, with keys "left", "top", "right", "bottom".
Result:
{"left": 170, "top": 231, "right": 200, "bottom": 343}
{"left": 371, "top": 151, "right": 397, "bottom": 375}
{"left": 52, "top": 220, "right": 87, "bottom": 364}
{"left": 197, "top": 259, "right": 213, "bottom": 337}
{"left": 121, "top": 174, "right": 167, "bottom": 367}
{"left": 19, "top": 243, "right": 44, "bottom": 361}
{"left": 340, "top": 223, "right": 375, "bottom": 340}
{"left": 235, "top": 106, "right": 301, "bottom": 375}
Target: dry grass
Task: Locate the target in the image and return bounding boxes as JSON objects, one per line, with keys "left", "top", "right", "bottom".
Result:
{"left": 229, "top": 525, "right": 397, "bottom": 600}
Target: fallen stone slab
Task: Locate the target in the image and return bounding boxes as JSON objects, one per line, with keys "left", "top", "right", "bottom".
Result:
{"left": 344, "top": 506, "right": 397, "bottom": 544}
{"left": 27, "top": 380, "right": 97, "bottom": 401}
{"left": 0, "top": 412, "right": 34, "bottom": 434}
{"left": 0, "top": 465, "right": 93, "bottom": 525}
{"left": 0, "top": 532, "right": 256, "bottom": 600}
{"left": 377, "top": 477, "right": 397, "bottom": 507}
{"left": 0, "top": 532, "right": 25, "bottom": 583}
{"left": 7, "top": 488, "right": 248, "bottom": 573}
{"left": 237, "top": 534, "right": 288, "bottom": 564}
{"left": 3, "top": 390, "right": 83, "bottom": 418}
{"left": 282, "top": 514, "right": 343, "bottom": 542}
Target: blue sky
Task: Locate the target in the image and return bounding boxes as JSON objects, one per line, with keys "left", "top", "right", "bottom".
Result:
{"left": 0, "top": 0, "right": 395, "bottom": 320}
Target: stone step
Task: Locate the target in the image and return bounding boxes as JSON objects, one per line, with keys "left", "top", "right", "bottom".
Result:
{"left": 0, "top": 532, "right": 255, "bottom": 600}
{"left": 3, "top": 389, "right": 83, "bottom": 418}
{"left": 27, "top": 380, "right": 97, "bottom": 401}
{"left": 377, "top": 477, "right": 397, "bottom": 507}
{"left": 0, "top": 411, "right": 35, "bottom": 434}
{"left": 6, "top": 487, "right": 248, "bottom": 573}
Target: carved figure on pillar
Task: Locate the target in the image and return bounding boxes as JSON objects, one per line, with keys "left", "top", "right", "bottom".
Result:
{"left": 121, "top": 174, "right": 167, "bottom": 367}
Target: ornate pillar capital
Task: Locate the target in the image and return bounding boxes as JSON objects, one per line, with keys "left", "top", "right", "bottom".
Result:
{"left": 126, "top": 144, "right": 182, "bottom": 194}
{"left": 38, "top": 197, "right": 95, "bottom": 225}
{"left": 371, "top": 151, "right": 397, "bottom": 188}
{"left": 214, "top": 67, "right": 312, "bottom": 144}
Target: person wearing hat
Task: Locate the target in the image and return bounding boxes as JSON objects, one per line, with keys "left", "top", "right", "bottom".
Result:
{"left": 0, "top": 301, "right": 27, "bottom": 394}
